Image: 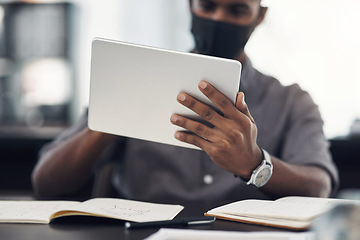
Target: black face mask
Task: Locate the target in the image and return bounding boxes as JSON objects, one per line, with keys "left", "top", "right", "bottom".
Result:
{"left": 191, "top": 14, "right": 256, "bottom": 60}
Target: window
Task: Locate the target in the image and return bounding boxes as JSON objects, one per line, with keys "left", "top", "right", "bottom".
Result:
{"left": 0, "top": 2, "right": 75, "bottom": 130}
{"left": 246, "top": 0, "right": 360, "bottom": 138}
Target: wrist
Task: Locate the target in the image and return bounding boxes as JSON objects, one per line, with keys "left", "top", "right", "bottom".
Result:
{"left": 240, "top": 147, "right": 264, "bottom": 180}
{"left": 234, "top": 147, "right": 263, "bottom": 180}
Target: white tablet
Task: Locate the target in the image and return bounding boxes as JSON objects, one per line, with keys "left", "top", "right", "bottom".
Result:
{"left": 88, "top": 38, "right": 241, "bottom": 149}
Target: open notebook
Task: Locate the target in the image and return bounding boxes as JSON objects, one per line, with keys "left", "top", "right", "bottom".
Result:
{"left": 0, "top": 198, "right": 183, "bottom": 224}
{"left": 205, "top": 196, "right": 360, "bottom": 230}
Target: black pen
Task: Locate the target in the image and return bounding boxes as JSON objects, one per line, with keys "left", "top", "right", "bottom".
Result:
{"left": 124, "top": 216, "right": 216, "bottom": 230}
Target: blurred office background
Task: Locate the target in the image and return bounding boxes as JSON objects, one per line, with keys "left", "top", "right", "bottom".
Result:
{"left": 0, "top": 0, "right": 359, "bottom": 196}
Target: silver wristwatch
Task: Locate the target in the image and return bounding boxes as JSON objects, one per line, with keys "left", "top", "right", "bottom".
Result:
{"left": 247, "top": 149, "right": 273, "bottom": 188}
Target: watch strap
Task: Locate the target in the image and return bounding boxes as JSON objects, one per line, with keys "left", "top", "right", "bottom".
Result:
{"left": 246, "top": 149, "right": 273, "bottom": 187}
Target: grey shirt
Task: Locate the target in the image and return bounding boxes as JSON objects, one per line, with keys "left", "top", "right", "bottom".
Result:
{"left": 40, "top": 57, "right": 339, "bottom": 202}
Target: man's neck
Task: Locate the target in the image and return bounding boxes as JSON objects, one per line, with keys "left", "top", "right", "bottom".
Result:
{"left": 236, "top": 51, "right": 246, "bottom": 64}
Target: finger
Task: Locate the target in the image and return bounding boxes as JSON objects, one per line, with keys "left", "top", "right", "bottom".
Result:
{"left": 198, "top": 80, "right": 238, "bottom": 119}
{"left": 170, "top": 114, "right": 217, "bottom": 142}
{"left": 235, "top": 92, "right": 255, "bottom": 123}
{"left": 174, "top": 131, "right": 209, "bottom": 150}
{"left": 177, "top": 92, "right": 224, "bottom": 128}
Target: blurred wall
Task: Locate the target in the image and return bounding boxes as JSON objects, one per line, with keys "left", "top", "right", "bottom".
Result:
{"left": 74, "top": 0, "right": 360, "bottom": 139}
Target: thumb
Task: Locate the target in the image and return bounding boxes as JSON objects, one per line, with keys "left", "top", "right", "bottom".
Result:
{"left": 236, "top": 92, "right": 255, "bottom": 123}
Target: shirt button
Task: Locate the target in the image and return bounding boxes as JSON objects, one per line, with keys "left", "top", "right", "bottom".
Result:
{"left": 203, "top": 174, "right": 214, "bottom": 185}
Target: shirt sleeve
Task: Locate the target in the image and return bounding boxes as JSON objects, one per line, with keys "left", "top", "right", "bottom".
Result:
{"left": 38, "top": 109, "right": 125, "bottom": 171}
{"left": 38, "top": 109, "right": 89, "bottom": 159}
{"left": 280, "top": 85, "right": 339, "bottom": 193}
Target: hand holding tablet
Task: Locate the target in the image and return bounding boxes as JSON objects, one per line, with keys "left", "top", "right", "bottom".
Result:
{"left": 88, "top": 38, "right": 241, "bottom": 149}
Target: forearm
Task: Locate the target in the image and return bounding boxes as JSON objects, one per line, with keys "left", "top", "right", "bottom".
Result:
{"left": 32, "top": 128, "right": 117, "bottom": 198}
{"left": 261, "top": 156, "right": 332, "bottom": 198}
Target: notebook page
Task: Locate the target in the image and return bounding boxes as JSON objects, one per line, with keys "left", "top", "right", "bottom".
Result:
{"left": 145, "top": 229, "right": 315, "bottom": 240}
{"left": 277, "top": 196, "right": 360, "bottom": 206}
{"left": 206, "top": 211, "right": 311, "bottom": 229}
{"left": 207, "top": 199, "right": 329, "bottom": 221}
{"left": 0, "top": 200, "right": 80, "bottom": 223}
{"left": 51, "top": 198, "right": 184, "bottom": 222}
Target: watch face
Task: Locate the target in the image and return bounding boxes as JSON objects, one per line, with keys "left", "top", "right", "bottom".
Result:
{"left": 254, "top": 166, "right": 272, "bottom": 187}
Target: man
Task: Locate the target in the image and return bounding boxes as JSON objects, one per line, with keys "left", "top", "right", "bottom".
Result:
{"left": 32, "top": 0, "right": 338, "bottom": 202}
